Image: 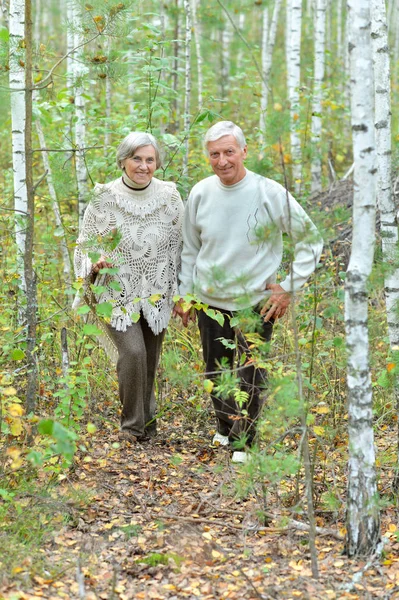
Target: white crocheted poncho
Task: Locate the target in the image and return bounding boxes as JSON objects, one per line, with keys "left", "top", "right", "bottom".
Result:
{"left": 73, "top": 176, "right": 184, "bottom": 335}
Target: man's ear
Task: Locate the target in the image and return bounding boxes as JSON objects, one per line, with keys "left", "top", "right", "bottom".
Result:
{"left": 243, "top": 145, "right": 248, "bottom": 159}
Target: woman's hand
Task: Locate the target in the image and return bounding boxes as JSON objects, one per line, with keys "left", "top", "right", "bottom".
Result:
{"left": 260, "top": 283, "right": 291, "bottom": 322}
{"left": 91, "top": 256, "right": 113, "bottom": 275}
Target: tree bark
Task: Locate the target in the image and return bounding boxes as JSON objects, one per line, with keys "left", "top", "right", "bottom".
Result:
{"left": 9, "top": 0, "right": 27, "bottom": 297}
{"left": 182, "top": 0, "right": 191, "bottom": 179}
{"left": 287, "top": 0, "right": 303, "bottom": 193}
{"left": 371, "top": 0, "right": 399, "bottom": 491}
{"left": 191, "top": 0, "right": 203, "bottom": 111}
{"left": 24, "top": 0, "right": 38, "bottom": 414}
{"left": 345, "top": 0, "right": 380, "bottom": 557}
{"left": 310, "top": 0, "right": 326, "bottom": 193}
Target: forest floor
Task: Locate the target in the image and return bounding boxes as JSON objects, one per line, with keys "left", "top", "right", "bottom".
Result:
{"left": 1, "top": 412, "right": 399, "bottom": 600}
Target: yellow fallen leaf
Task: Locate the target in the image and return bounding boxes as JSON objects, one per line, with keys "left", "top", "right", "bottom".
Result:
{"left": 313, "top": 426, "right": 325, "bottom": 436}
{"left": 202, "top": 531, "right": 213, "bottom": 540}
{"left": 3, "top": 387, "right": 17, "bottom": 396}
{"left": 8, "top": 403, "right": 24, "bottom": 416}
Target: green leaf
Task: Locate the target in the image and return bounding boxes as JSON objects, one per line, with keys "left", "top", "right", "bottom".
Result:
{"left": 83, "top": 324, "right": 103, "bottom": 336}
{"left": 333, "top": 336, "right": 344, "bottom": 348}
{"left": 38, "top": 419, "right": 54, "bottom": 435}
{"left": 77, "top": 305, "right": 91, "bottom": 315}
{"left": 11, "top": 349, "right": 25, "bottom": 361}
{"left": 0, "top": 27, "right": 9, "bottom": 42}
{"left": 88, "top": 251, "right": 101, "bottom": 263}
{"left": 109, "top": 281, "right": 122, "bottom": 291}
{"left": 95, "top": 302, "right": 113, "bottom": 318}
{"left": 130, "top": 312, "right": 140, "bottom": 323}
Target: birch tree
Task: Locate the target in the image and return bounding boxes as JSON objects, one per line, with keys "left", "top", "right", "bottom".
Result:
{"left": 9, "top": 0, "right": 27, "bottom": 295}
{"left": 23, "top": 0, "right": 38, "bottom": 413}
{"left": 182, "top": 0, "right": 191, "bottom": 178}
{"left": 310, "top": 0, "right": 326, "bottom": 193}
{"left": 286, "top": 0, "right": 303, "bottom": 193}
{"left": 371, "top": 0, "right": 399, "bottom": 489}
{"left": 68, "top": 0, "right": 89, "bottom": 226}
{"left": 259, "top": 1, "right": 282, "bottom": 148}
{"left": 191, "top": 0, "right": 203, "bottom": 111}
{"left": 345, "top": 0, "right": 380, "bottom": 557}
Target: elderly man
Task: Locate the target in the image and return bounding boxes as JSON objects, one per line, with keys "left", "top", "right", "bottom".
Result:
{"left": 176, "top": 121, "right": 322, "bottom": 462}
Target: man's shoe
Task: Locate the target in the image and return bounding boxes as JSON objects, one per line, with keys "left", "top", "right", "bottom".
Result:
{"left": 232, "top": 451, "right": 248, "bottom": 464}
{"left": 212, "top": 432, "right": 230, "bottom": 446}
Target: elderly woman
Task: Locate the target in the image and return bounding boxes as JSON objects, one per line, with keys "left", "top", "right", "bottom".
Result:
{"left": 74, "top": 132, "right": 184, "bottom": 442}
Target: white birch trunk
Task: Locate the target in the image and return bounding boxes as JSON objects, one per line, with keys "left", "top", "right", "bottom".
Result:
{"left": 345, "top": 0, "right": 380, "bottom": 557}
{"left": 336, "top": 0, "right": 344, "bottom": 62}
{"left": 371, "top": 0, "right": 399, "bottom": 488}
{"left": 259, "top": 7, "right": 269, "bottom": 147}
{"left": 182, "top": 0, "right": 191, "bottom": 179}
{"left": 220, "top": 17, "right": 232, "bottom": 101}
{"left": 236, "top": 13, "right": 245, "bottom": 71}
{"left": 306, "top": 0, "right": 313, "bottom": 17}
{"left": 287, "top": 0, "right": 303, "bottom": 193}
{"left": 1, "top": 0, "right": 9, "bottom": 27}
{"left": 70, "top": 0, "right": 89, "bottom": 226}
{"left": 9, "top": 0, "right": 27, "bottom": 294}
{"left": 343, "top": 3, "right": 351, "bottom": 104}
{"left": 259, "top": 0, "right": 282, "bottom": 148}
{"left": 104, "top": 37, "right": 112, "bottom": 153}
{"left": 310, "top": 0, "right": 326, "bottom": 193}
{"left": 191, "top": 0, "right": 203, "bottom": 111}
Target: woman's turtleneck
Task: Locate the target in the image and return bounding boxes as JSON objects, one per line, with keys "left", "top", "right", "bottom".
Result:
{"left": 122, "top": 171, "right": 153, "bottom": 191}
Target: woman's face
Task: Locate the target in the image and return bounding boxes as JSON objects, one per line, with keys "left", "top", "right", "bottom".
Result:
{"left": 123, "top": 145, "right": 157, "bottom": 185}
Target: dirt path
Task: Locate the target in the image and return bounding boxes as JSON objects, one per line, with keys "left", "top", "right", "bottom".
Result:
{"left": 2, "top": 420, "right": 398, "bottom": 600}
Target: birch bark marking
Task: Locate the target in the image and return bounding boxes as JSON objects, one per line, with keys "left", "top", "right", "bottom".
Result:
{"left": 191, "top": 0, "right": 203, "bottom": 111}
{"left": 9, "top": 0, "right": 27, "bottom": 295}
{"left": 310, "top": 0, "right": 326, "bottom": 193}
{"left": 371, "top": 0, "right": 399, "bottom": 490}
{"left": 345, "top": 0, "right": 380, "bottom": 557}
{"left": 287, "top": 0, "right": 303, "bottom": 194}
{"left": 182, "top": 0, "right": 191, "bottom": 179}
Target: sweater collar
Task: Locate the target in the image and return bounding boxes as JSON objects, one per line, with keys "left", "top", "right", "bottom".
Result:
{"left": 217, "top": 169, "right": 249, "bottom": 191}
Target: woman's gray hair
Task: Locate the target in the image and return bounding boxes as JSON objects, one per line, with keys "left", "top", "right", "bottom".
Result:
{"left": 204, "top": 121, "right": 246, "bottom": 152}
{"left": 116, "top": 132, "right": 162, "bottom": 169}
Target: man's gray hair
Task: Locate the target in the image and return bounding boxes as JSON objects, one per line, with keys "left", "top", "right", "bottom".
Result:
{"left": 116, "top": 132, "right": 162, "bottom": 169}
{"left": 204, "top": 121, "right": 247, "bottom": 152}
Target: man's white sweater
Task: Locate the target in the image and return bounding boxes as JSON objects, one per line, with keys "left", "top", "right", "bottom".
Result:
{"left": 179, "top": 170, "right": 323, "bottom": 310}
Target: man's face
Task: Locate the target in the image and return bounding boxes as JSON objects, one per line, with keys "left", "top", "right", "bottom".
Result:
{"left": 207, "top": 135, "right": 247, "bottom": 186}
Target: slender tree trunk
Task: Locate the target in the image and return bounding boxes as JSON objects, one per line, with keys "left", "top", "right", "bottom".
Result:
{"left": 34, "top": 105, "right": 72, "bottom": 287}
{"left": 9, "top": 0, "right": 27, "bottom": 298}
{"left": 287, "top": 0, "right": 303, "bottom": 193}
{"left": 336, "top": 0, "right": 344, "bottom": 62}
{"left": 191, "top": 0, "right": 203, "bottom": 111}
{"left": 70, "top": 0, "right": 89, "bottom": 226}
{"left": 182, "top": 0, "right": 191, "bottom": 179}
{"left": 310, "top": 0, "right": 326, "bottom": 193}
{"left": 259, "top": 7, "right": 269, "bottom": 147}
{"left": 24, "top": 0, "right": 38, "bottom": 413}
{"left": 170, "top": 0, "right": 180, "bottom": 133}
{"left": 220, "top": 16, "right": 232, "bottom": 102}
{"left": 104, "top": 37, "right": 112, "bottom": 152}
{"left": 235, "top": 13, "right": 245, "bottom": 71}
{"left": 1, "top": 0, "right": 9, "bottom": 26}
{"left": 345, "top": 0, "right": 380, "bottom": 557}
{"left": 371, "top": 0, "right": 399, "bottom": 490}
{"left": 259, "top": 0, "right": 283, "bottom": 148}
